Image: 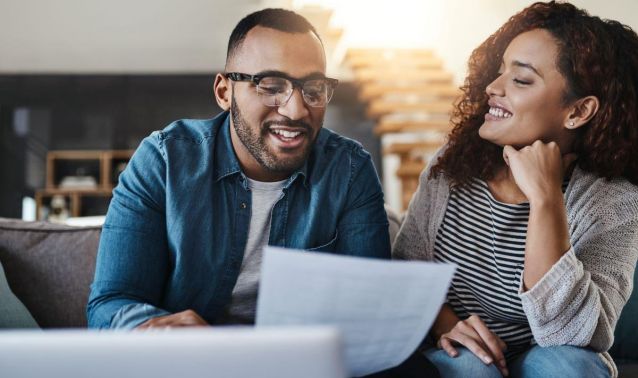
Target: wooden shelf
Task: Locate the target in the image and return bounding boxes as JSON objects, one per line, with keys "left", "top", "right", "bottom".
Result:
{"left": 37, "top": 149, "right": 134, "bottom": 220}
{"left": 37, "top": 188, "right": 114, "bottom": 195}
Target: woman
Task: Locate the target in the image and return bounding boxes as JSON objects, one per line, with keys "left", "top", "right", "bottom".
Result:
{"left": 393, "top": 2, "right": 638, "bottom": 377}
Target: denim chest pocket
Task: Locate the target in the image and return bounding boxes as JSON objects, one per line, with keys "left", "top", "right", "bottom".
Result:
{"left": 306, "top": 231, "right": 338, "bottom": 252}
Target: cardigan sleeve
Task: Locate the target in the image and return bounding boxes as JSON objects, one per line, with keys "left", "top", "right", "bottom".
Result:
{"left": 392, "top": 168, "right": 431, "bottom": 261}
{"left": 392, "top": 147, "right": 449, "bottom": 262}
{"left": 519, "top": 198, "right": 638, "bottom": 351}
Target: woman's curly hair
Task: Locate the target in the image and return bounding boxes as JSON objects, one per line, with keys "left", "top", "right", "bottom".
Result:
{"left": 431, "top": 1, "right": 638, "bottom": 186}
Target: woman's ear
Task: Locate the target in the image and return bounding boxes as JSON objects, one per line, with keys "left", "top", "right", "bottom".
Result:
{"left": 214, "top": 73, "right": 231, "bottom": 111}
{"left": 565, "top": 95, "right": 599, "bottom": 130}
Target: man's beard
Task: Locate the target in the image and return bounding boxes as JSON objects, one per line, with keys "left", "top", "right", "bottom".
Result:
{"left": 230, "top": 94, "right": 318, "bottom": 175}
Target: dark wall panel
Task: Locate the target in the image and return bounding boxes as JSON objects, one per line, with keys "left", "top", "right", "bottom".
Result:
{"left": 0, "top": 75, "right": 378, "bottom": 218}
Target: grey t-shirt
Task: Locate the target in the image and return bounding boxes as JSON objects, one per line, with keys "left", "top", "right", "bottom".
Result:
{"left": 220, "top": 177, "right": 285, "bottom": 324}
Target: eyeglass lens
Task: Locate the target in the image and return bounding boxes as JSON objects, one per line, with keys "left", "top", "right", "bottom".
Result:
{"left": 255, "top": 77, "right": 333, "bottom": 107}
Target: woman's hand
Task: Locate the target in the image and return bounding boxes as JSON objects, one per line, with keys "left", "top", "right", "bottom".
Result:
{"left": 502, "top": 140, "right": 577, "bottom": 205}
{"left": 503, "top": 140, "right": 576, "bottom": 289}
{"left": 437, "top": 315, "right": 509, "bottom": 376}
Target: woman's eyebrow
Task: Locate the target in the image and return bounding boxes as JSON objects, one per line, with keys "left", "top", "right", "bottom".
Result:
{"left": 511, "top": 60, "right": 543, "bottom": 78}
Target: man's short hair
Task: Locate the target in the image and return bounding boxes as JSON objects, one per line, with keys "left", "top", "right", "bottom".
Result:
{"left": 225, "top": 8, "right": 323, "bottom": 66}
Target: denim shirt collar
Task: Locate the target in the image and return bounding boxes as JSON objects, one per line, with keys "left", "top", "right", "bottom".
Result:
{"left": 212, "top": 112, "right": 309, "bottom": 189}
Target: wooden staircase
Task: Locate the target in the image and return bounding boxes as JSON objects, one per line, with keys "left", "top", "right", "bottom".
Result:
{"left": 278, "top": 2, "right": 460, "bottom": 212}
{"left": 345, "top": 48, "right": 459, "bottom": 211}
{"left": 296, "top": 5, "right": 343, "bottom": 68}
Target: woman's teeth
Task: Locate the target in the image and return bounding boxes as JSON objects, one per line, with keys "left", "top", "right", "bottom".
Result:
{"left": 489, "top": 107, "right": 513, "bottom": 118}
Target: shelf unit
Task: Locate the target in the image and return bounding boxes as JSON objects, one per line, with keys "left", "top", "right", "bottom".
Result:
{"left": 35, "top": 150, "right": 134, "bottom": 220}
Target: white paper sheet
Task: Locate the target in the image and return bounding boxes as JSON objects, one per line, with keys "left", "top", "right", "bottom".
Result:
{"left": 256, "top": 247, "right": 456, "bottom": 377}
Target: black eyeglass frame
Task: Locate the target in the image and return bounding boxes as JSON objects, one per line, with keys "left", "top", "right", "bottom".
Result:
{"left": 224, "top": 72, "right": 339, "bottom": 107}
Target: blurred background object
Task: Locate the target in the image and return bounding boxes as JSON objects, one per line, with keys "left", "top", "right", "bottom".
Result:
{"left": 47, "top": 194, "right": 70, "bottom": 224}
{"left": 2, "top": 0, "right": 637, "bottom": 219}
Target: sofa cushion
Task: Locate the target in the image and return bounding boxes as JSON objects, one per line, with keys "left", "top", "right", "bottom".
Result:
{"left": 0, "top": 218, "right": 100, "bottom": 328}
{"left": 0, "top": 258, "right": 39, "bottom": 328}
{"left": 617, "top": 360, "right": 638, "bottom": 378}
{"left": 610, "top": 260, "right": 638, "bottom": 360}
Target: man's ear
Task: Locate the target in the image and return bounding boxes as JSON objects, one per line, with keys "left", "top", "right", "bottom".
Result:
{"left": 565, "top": 95, "right": 599, "bottom": 130}
{"left": 214, "top": 73, "right": 231, "bottom": 111}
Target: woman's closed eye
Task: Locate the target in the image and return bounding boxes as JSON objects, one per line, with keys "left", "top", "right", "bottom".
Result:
{"left": 496, "top": 69, "right": 532, "bottom": 86}
{"left": 513, "top": 78, "right": 532, "bottom": 85}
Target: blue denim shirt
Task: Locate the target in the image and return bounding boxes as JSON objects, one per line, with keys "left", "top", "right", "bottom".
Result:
{"left": 87, "top": 112, "right": 390, "bottom": 328}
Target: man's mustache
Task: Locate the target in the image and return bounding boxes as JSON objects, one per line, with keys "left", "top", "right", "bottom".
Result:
{"left": 263, "top": 119, "right": 311, "bottom": 131}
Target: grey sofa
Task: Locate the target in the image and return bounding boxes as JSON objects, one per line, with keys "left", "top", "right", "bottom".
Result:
{"left": 0, "top": 218, "right": 100, "bottom": 328}
{"left": 0, "top": 217, "right": 637, "bottom": 376}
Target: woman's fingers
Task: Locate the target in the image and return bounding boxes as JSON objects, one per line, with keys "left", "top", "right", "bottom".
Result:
{"left": 437, "top": 315, "right": 513, "bottom": 377}
{"left": 467, "top": 316, "right": 509, "bottom": 376}
{"left": 469, "top": 316, "right": 507, "bottom": 364}
{"left": 503, "top": 145, "right": 517, "bottom": 166}
{"left": 438, "top": 336, "right": 459, "bottom": 358}
{"left": 447, "top": 329, "right": 494, "bottom": 364}
{"left": 438, "top": 316, "right": 511, "bottom": 376}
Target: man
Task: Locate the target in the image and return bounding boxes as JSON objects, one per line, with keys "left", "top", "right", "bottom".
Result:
{"left": 87, "top": 8, "right": 390, "bottom": 329}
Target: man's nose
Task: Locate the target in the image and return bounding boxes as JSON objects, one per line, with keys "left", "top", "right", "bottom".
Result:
{"left": 278, "top": 88, "right": 310, "bottom": 120}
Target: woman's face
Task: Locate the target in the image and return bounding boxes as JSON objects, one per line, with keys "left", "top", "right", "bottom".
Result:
{"left": 479, "top": 29, "right": 575, "bottom": 150}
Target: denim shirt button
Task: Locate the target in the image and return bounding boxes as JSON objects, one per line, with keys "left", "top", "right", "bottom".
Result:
{"left": 240, "top": 202, "right": 247, "bottom": 209}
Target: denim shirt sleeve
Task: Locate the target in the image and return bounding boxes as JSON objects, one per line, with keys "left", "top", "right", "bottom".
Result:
{"left": 110, "top": 303, "right": 171, "bottom": 329}
{"left": 335, "top": 147, "right": 391, "bottom": 259}
{"left": 87, "top": 133, "right": 172, "bottom": 328}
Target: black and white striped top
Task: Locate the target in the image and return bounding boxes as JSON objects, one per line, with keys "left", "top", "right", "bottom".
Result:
{"left": 433, "top": 178, "right": 569, "bottom": 357}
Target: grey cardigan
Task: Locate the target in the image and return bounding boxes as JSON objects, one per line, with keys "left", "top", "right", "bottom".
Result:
{"left": 393, "top": 150, "right": 638, "bottom": 377}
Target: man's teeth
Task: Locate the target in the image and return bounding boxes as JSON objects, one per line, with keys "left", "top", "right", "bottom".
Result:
{"left": 489, "top": 107, "right": 513, "bottom": 118}
{"left": 272, "top": 129, "right": 301, "bottom": 138}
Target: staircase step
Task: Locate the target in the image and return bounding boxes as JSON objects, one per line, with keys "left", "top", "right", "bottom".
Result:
{"left": 354, "top": 68, "right": 453, "bottom": 83}
{"left": 347, "top": 48, "right": 436, "bottom": 61}
{"left": 348, "top": 55, "right": 444, "bottom": 70}
{"left": 396, "top": 160, "right": 427, "bottom": 177}
{"left": 359, "top": 83, "right": 461, "bottom": 100}
{"left": 383, "top": 141, "right": 445, "bottom": 156}
{"left": 374, "top": 117, "right": 451, "bottom": 135}
{"left": 367, "top": 99, "right": 454, "bottom": 118}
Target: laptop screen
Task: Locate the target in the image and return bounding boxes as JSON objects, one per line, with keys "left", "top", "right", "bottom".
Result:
{"left": 0, "top": 327, "right": 346, "bottom": 378}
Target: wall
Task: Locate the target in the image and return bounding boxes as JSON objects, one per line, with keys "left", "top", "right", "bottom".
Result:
{"left": 434, "top": 0, "right": 638, "bottom": 85}
{"left": 0, "top": 0, "right": 261, "bottom": 73}
{"left": 3, "top": 0, "right": 638, "bottom": 215}
{"left": 3, "top": 0, "right": 638, "bottom": 78}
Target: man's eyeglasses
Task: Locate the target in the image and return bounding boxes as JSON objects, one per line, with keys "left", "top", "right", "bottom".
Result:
{"left": 224, "top": 72, "right": 339, "bottom": 108}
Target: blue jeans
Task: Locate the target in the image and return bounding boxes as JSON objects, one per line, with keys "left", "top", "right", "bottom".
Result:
{"left": 424, "top": 345, "right": 610, "bottom": 378}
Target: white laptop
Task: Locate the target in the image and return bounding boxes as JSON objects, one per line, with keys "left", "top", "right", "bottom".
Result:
{"left": 0, "top": 327, "right": 346, "bottom": 378}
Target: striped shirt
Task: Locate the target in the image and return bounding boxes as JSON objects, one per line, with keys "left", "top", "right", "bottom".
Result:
{"left": 433, "top": 178, "right": 569, "bottom": 357}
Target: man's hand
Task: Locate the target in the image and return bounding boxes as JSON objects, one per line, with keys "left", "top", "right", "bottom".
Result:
{"left": 437, "top": 315, "right": 509, "bottom": 377}
{"left": 136, "top": 309, "right": 209, "bottom": 329}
